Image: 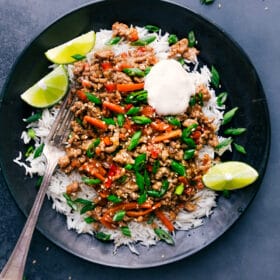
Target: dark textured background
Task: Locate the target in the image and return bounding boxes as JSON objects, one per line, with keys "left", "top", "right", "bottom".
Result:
{"left": 0, "top": 0, "right": 279, "bottom": 279}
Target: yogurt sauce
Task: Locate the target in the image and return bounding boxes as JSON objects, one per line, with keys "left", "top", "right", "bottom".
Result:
{"left": 145, "top": 59, "right": 195, "bottom": 115}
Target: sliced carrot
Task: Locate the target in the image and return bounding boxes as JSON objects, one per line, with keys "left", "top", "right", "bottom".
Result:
{"left": 155, "top": 209, "right": 175, "bottom": 232}
{"left": 126, "top": 202, "right": 162, "bottom": 217}
{"left": 91, "top": 169, "right": 106, "bottom": 181}
{"left": 103, "top": 136, "right": 112, "bottom": 146}
{"left": 100, "top": 216, "right": 115, "bottom": 229}
{"left": 116, "top": 83, "right": 144, "bottom": 92}
{"left": 83, "top": 116, "right": 107, "bottom": 130}
{"left": 76, "top": 89, "right": 87, "bottom": 102}
{"left": 141, "top": 105, "right": 155, "bottom": 117}
{"left": 152, "top": 129, "right": 182, "bottom": 143}
{"left": 128, "top": 28, "right": 139, "bottom": 42}
{"left": 151, "top": 120, "right": 172, "bottom": 131}
{"left": 103, "top": 101, "right": 125, "bottom": 114}
{"left": 104, "top": 83, "right": 116, "bottom": 92}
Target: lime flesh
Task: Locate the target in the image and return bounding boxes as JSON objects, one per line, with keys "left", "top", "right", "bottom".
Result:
{"left": 20, "top": 65, "right": 68, "bottom": 108}
{"left": 202, "top": 161, "right": 259, "bottom": 191}
{"left": 45, "top": 31, "right": 95, "bottom": 64}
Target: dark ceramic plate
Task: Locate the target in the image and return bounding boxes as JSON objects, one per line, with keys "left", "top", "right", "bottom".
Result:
{"left": 0, "top": 0, "right": 270, "bottom": 268}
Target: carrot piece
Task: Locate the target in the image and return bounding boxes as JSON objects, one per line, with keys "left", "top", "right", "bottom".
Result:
{"left": 151, "top": 120, "right": 172, "bottom": 131}
{"left": 141, "top": 105, "right": 155, "bottom": 117}
{"left": 76, "top": 89, "right": 87, "bottom": 101}
{"left": 83, "top": 115, "right": 107, "bottom": 130}
{"left": 152, "top": 129, "right": 182, "bottom": 143}
{"left": 91, "top": 169, "right": 105, "bottom": 181}
{"left": 103, "top": 101, "right": 125, "bottom": 114}
{"left": 116, "top": 83, "right": 144, "bottom": 92}
{"left": 103, "top": 136, "right": 112, "bottom": 146}
{"left": 155, "top": 209, "right": 175, "bottom": 232}
{"left": 126, "top": 202, "right": 162, "bottom": 217}
{"left": 128, "top": 28, "right": 139, "bottom": 42}
{"left": 104, "top": 83, "right": 116, "bottom": 92}
{"left": 100, "top": 215, "right": 115, "bottom": 229}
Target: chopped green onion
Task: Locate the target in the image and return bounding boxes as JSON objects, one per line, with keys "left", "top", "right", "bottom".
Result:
{"left": 224, "top": 127, "right": 246, "bottom": 136}
{"left": 82, "top": 176, "right": 101, "bottom": 185}
{"left": 152, "top": 159, "right": 160, "bottom": 174}
{"left": 182, "top": 123, "right": 198, "bottom": 139}
{"left": 126, "top": 106, "right": 141, "bottom": 115}
{"left": 233, "top": 143, "right": 246, "bottom": 154}
{"left": 222, "top": 107, "right": 239, "bottom": 125}
{"left": 123, "top": 68, "right": 145, "bottom": 77}
{"left": 117, "top": 114, "right": 125, "bottom": 127}
{"left": 80, "top": 203, "right": 95, "bottom": 214}
{"left": 74, "top": 198, "right": 93, "bottom": 205}
{"left": 216, "top": 92, "right": 228, "bottom": 106}
{"left": 135, "top": 172, "right": 145, "bottom": 193}
{"left": 215, "top": 137, "right": 233, "bottom": 150}
{"left": 168, "top": 34, "right": 178, "bottom": 45}
{"left": 25, "top": 146, "right": 34, "bottom": 157}
{"left": 184, "top": 149, "right": 195, "bottom": 160}
{"left": 188, "top": 30, "right": 196, "bottom": 47}
{"left": 154, "top": 228, "right": 175, "bottom": 245}
{"left": 131, "top": 36, "right": 156, "bottom": 46}
{"left": 33, "top": 143, "right": 44, "bottom": 158}
{"left": 84, "top": 216, "right": 96, "bottom": 224}
{"left": 125, "top": 90, "right": 148, "bottom": 104}
{"left": 27, "top": 128, "right": 36, "bottom": 139}
{"left": 144, "top": 66, "right": 152, "bottom": 75}
{"left": 145, "top": 25, "right": 160, "bottom": 33}
{"left": 137, "top": 192, "right": 147, "bottom": 204}
{"left": 127, "top": 130, "right": 142, "bottom": 151}
{"left": 132, "top": 116, "right": 152, "bottom": 125}
{"left": 189, "top": 96, "right": 196, "bottom": 106}
{"left": 106, "top": 36, "right": 121, "bottom": 45}
{"left": 71, "top": 54, "right": 86, "bottom": 61}
{"left": 75, "top": 117, "right": 83, "bottom": 126}
{"left": 133, "top": 153, "right": 147, "bottom": 171}
{"left": 211, "top": 66, "right": 220, "bottom": 88}
{"left": 113, "top": 210, "right": 126, "bottom": 222}
{"left": 102, "top": 117, "right": 115, "bottom": 125}
{"left": 144, "top": 169, "right": 151, "bottom": 187}
{"left": 124, "top": 163, "right": 133, "bottom": 170}
{"left": 174, "top": 183, "right": 184, "bottom": 195}
{"left": 121, "top": 226, "right": 132, "bottom": 237}
{"left": 85, "top": 92, "right": 102, "bottom": 105}
{"left": 171, "top": 160, "right": 186, "bottom": 176}
{"left": 147, "top": 180, "right": 169, "bottom": 197}
{"left": 183, "top": 137, "right": 196, "bottom": 149}
{"left": 116, "top": 175, "right": 128, "bottom": 185}
{"left": 166, "top": 116, "right": 181, "bottom": 127}
{"left": 201, "top": 0, "right": 215, "bottom": 5}
{"left": 107, "top": 194, "right": 122, "bottom": 204}
{"left": 24, "top": 111, "right": 42, "bottom": 123}
{"left": 177, "top": 57, "right": 185, "bottom": 65}
{"left": 35, "top": 176, "right": 43, "bottom": 189}
{"left": 95, "top": 232, "right": 111, "bottom": 241}
{"left": 63, "top": 193, "right": 78, "bottom": 211}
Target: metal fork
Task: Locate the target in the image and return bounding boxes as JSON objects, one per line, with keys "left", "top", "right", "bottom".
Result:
{"left": 0, "top": 91, "right": 74, "bottom": 280}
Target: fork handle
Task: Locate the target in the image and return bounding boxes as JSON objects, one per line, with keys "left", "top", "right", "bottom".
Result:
{"left": 0, "top": 160, "right": 57, "bottom": 280}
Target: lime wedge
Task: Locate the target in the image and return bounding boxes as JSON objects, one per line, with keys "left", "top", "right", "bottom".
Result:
{"left": 202, "top": 161, "right": 259, "bottom": 191}
{"left": 20, "top": 65, "right": 68, "bottom": 108}
{"left": 45, "top": 31, "right": 95, "bottom": 64}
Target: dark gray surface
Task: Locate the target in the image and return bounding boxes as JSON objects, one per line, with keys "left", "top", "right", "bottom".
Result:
{"left": 0, "top": 0, "right": 279, "bottom": 279}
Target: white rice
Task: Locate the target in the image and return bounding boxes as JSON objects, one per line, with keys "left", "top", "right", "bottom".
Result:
{"left": 14, "top": 26, "right": 229, "bottom": 254}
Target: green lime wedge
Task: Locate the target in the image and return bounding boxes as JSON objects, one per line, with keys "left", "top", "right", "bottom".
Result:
{"left": 20, "top": 65, "right": 68, "bottom": 108}
{"left": 45, "top": 31, "right": 95, "bottom": 64}
{"left": 202, "top": 161, "right": 259, "bottom": 191}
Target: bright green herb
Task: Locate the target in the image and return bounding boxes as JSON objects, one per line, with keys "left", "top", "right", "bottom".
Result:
{"left": 63, "top": 193, "right": 78, "bottom": 211}
{"left": 182, "top": 123, "right": 198, "bottom": 139}
{"left": 147, "top": 179, "right": 169, "bottom": 197}
{"left": 127, "top": 130, "right": 142, "bottom": 151}
{"left": 166, "top": 116, "right": 181, "bottom": 127}
{"left": 82, "top": 176, "right": 101, "bottom": 185}
{"left": 154, "top": 228, "right": 175, "bottom": 245}
{"left": 224, "top": 127, "right": 246, "bottom": 136}
{"left": 33, "top": 143, "right": 44, "bottom": 158}
{"left": 183, "top": 137, "right": 196, "bottom": 149}
{"left": 71, "top": 54, "right": 86, "bottom": 61}
{"left": 132, "top": 116, "right": 152, "bottom": 125}
{"left": 102, "top": 117, "right": 115, "bottom": 125}
{"left": 174, "top": 183, "right": 184, "bottom": 195}
{"left": 144, "top": 66, "right": 152, "bottom": 75}
{"left": 80, "top": 203, "right": 95, "bottom": 214}
{"left": 201, "top": 0, "right": 215, "bottom": 5}
{"left": 113, "top": 210, "right": 126, "bottom": 222}
{"left": 24, "top": 111, "right": 42, "bottom": 123}
{"left": 137, "top": 192, "right": 147, "bottom": 204}
{"left": 126, "top": 106, "right": 140, "bottom": 115}
{"left": 125, "top": 90, "right": 148, "bottom": 104}
{"left": 145, "top": 25, "right": 160, "bottom": 33}
{"left": 131, "top": 36, "right": 156, "bottom": 46}
{"left": 107, "top": 194, "right": 122, "bottom": 204}
{"left": 152, "top": 159, "right": 160, "bottom": 174}
{"left": 215, "top": 137, "right": 233, "bottom": 150}
{"left": 171, "top": 160, "right": 186, "bottom": 176}
{"left": 124, "top": 163, "right": 133, "bottom": 170}
{"left": 123, "top": 68, "right": 145, "bottom": 77}
{"left": 106, "top": 36, "right": 121, "bottom": 45}
{"left": 184, "top": 149, "right": 195, "bottom": 160}
{"left": 133, "top": 153, "right": 147, "bottom": 171}
{"left": 121, "top": 226, "right": 132, "bottom": 237}
{"left": 216, "top": 91, "right": 228, "bottom": 106}
{"left": 135, "top": 171, "right": 145, "bottom": 193}
{"left": 222, "top": 107, "right": 238, "bottom": 125}
{"left": 188, "top": 30, "right": 196, "bottom": 47}
{"left": 27, "top": 128, "right": 36, "bottom": 139}
{"left": 233, "top": 143, "right": 246, "bottom": 154}
{"left": 84, "top": 216, "right": 96, "bottom": 224}
{"left": 168, "top": 34, "right": 178, "bottom": 45}
{"left": 211, "top": 66, "right": 220, "bottom": 88}
{"left": 25, "top": 146, "right": 34, "bottom": 157}
{"left": 95, "top": 232, "right": 111, "bottom": 241}
{"left": 117, "top": 114, "right": 125, "bottom": 127}
{"left": 85, "top": 92, "right": 102, "bottom": 105}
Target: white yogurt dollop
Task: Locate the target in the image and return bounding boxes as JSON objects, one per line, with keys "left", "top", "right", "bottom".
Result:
{"left": 145, "top": 59, "right": 195, "bottom": 115}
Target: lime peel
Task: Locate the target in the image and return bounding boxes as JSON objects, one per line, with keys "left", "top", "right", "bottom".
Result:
{"left": 202, "top": 161, "right": 259, "bottom": 191}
